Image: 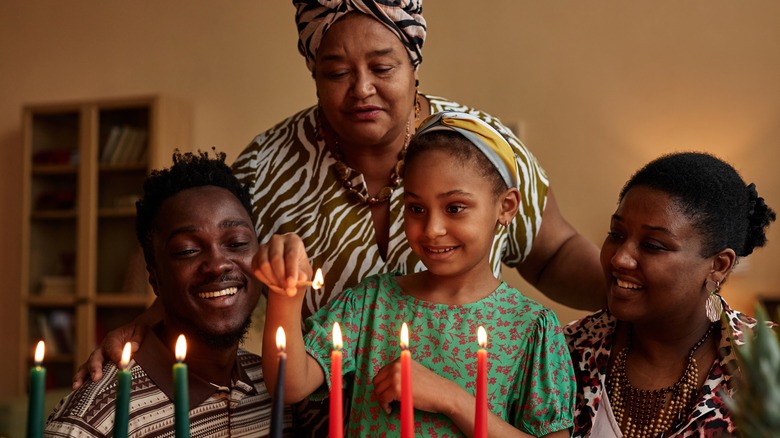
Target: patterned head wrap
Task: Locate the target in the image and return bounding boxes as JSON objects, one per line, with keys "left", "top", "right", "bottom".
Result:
{"left": 293, "top": 0, "right": 426, "bottom": 72}
{"left": 414, "top": 112, "right": 520, "bottom": 188}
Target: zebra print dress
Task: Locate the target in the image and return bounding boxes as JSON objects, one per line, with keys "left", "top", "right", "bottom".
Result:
{"left": 232, "top": 94, "right": 549, "bottom": 321}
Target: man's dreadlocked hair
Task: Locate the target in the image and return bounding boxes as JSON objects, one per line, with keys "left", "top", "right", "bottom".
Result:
{"left": 135, "top": 149, "right": 253, "bottom": 264}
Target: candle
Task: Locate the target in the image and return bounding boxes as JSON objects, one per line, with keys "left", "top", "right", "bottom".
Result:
{"left": 330, "top": 322, "right": 343, "bottom": 438}
{"left": 474, "top": 326, "right": 488, "bottom": 438}
{"left": 270, "top": 327, "right": 286, "bottom": 438}
{"left": 26, "top": 340, "right": 46, "bottom": 438}
{"left": 400, "top": 322, "right": 414, "bottom": 438}
{"left": 173, "top": 335, "right": 189, "bottom": 438}
{"left": 114, "top": 342, "right": 132, "bottom": 438}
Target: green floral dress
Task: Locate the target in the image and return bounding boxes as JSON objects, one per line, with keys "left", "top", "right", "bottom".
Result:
{"left": 304, "top": 272, "right": 575, "bottom": 437}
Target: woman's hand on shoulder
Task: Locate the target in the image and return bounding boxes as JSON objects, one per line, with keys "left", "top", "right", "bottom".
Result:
{"left": 71, "top": 321, "right": 146, "bottom": 389}
{"left": 253, "top": 232, "right": 313, "bottom": 297}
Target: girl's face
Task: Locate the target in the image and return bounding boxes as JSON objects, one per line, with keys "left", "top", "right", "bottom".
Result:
{"left": 601, "top": 186, "right": 714, "bottom": 326}
{"left": 314, "top": 13, "right": 418, "bottom": 150}
{"left": 403, "top": 149, "right": 514, "bottom": 280}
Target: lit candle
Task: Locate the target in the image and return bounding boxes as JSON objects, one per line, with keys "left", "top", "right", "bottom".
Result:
{"left": 330, "top": 322, "right": 343, "bottom": 438}
{"left": 474, "top": 326, "right": 488, "bottom": 438}
{"left": 173, "top": 335, "right": 189, "bottom": 438}
{"left": 400, "top": 322, "right": 414, "bottom": 438}
{"left": 270, "top": 327, "right": 286, "bottom": 438}
{"left": 114, "top": 342, "right": 132, "bottom": 438}
{"left": 26, "top": 340, "right": 45, "bottom": 438}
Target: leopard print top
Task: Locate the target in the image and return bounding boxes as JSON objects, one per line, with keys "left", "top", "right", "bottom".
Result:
{"left": 564, "top": 298, "right": 756, "bottom": 437}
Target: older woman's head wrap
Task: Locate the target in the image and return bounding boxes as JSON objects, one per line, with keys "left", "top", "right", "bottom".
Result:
{"left": 414, "top": 112, "right": 519, "bottom": 188}
{"left": 293, "top": 0, "right": 426, "bottom": 72}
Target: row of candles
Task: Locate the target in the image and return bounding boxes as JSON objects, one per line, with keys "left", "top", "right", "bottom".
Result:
{"left": 269, "top": 323, "right": 491, "bottom": 438}
{"left": 27, "top": 324, "right": 490, "bottom": 438}
{"left": 27, "top": 336, "right": 191, "bottom": 438}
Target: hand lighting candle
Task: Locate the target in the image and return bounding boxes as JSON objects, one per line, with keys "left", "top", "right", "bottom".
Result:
{"left": 330, "top": 322, "right": 343, "bottom": 438}
{"left": 173, "top": 335, "right": 189, "bottom": 438}
{"left": 270, "top": 327, "right": 286, "bottom": 438}
{"left": 26, "top": 340, "right": 45, "bottom": 438}
{"left": 474, "top": 326, "right": 488, "bottom": 438}
{"left": 400, "top": 322, "right": 414, "bottom": 438}
{"left": 114, "top": 342, "right": 132, "bottom": 438}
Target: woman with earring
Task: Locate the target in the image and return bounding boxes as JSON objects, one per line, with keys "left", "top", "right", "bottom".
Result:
{"left": 565, "top": 152, "right": 777, "bottom": 437}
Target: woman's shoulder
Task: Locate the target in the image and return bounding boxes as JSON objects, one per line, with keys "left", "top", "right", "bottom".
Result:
{"left": 234, "top": 106, "right": 318, "bottom": 162}
{"left": 564, "top": 309, "right": 615, "bottom": 348}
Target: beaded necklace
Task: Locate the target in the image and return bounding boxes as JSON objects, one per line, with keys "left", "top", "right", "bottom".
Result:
{"left": 607, "top": 322, "right": 716, "bottom": 438}
{"left": 317, "top": 94, "right": 421, "bottom": 206}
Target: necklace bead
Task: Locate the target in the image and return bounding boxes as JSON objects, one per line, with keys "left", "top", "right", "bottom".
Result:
{"left": 607, "top": 322, "right": 715, "bottom": 437}
{"left": 317, "top": 94, "right": 421, "bottom": 206}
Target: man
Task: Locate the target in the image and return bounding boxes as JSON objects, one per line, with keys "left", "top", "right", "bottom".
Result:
{"left": 45, "top": 150, "right": 290, "bottom": 437}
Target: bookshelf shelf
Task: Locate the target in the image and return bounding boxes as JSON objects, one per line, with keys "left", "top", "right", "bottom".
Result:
{"left": 20, "top": 95, "right": 190, "bottom": 393}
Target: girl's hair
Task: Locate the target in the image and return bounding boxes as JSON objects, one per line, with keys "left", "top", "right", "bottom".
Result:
{"left": 404, "top": 130, "right": 508, "bottom": 198}
{"left": 620, "top": 151, "right": 776, "bottom": 257}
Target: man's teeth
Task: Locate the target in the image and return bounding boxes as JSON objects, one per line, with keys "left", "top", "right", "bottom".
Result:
{"left": 429, "top": 247, "right": 454, "bottom": 253}
{"left": 616, "top": 278, "right": 641, "bottom": 289}
{"left": 198, "top": 287, "right": 238, "bottom": 298}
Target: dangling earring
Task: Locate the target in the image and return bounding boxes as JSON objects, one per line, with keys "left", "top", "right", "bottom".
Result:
{"left": 705, "top": 278, "right": 723, "bottom": 323}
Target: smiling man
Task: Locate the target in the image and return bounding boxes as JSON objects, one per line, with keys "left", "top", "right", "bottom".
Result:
{"left": 45, "top": 150, "right": 290, "bottom": 437}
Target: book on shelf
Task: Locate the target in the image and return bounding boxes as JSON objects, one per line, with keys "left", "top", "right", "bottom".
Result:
{"left": 111, "top": 126, "right": 147, "bottom": 165}
{"left": 37, "top": 275, "right": 75, "bottom": 295}
{"left": 35, "top": 310, "right": 74, "bottom": 355}
{"left": 100, "top": 125, "right": 124, "bottom": 163}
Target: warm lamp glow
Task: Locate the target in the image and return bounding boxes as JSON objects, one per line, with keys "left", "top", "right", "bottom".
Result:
{"left": 34, "top": 340, "right": 45, "bottom": 365}
{"left": 175, "top": 335, "right": 187, "bottom": 361}
{"left": 276, "top": 327, "right": 286, "bottom": 351}
{"left": 477, "top": 326, "right": 487, "bottom": 348}
{"left": 312, "top": 268, "right": 324, "bottom": 290}
{"left": 333, "top": 322, "right": 343, "bottom": 350}
{"left": 400, "top": 322, "right": 409, "bottom": 349}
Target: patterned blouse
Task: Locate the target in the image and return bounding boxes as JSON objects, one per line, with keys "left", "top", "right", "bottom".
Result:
{"left": 564, "top": 298, "right": 757, "bottom": 437}
{"left": 232, "top": 94, "right": 549, "bottom": 321}
{"left": 303, "top": 272, "right": 575, "bottom": 437}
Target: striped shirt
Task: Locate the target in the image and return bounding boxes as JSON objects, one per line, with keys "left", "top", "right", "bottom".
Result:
{"left": 233, "top": 94, "right": 549, "bottom": 322}
{"left": 44, "top": 328, "right": 290, "bottom": 437}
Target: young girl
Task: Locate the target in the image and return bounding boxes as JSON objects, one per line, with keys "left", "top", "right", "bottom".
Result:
{"left": 261, "top": 112, "right": 575, "bottom": 437}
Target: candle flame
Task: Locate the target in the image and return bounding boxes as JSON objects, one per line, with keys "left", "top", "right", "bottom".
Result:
{"left": 333, "top": 322, "right": 343, "bottom": 350}
{"left": 120, "top": 342, "right": 132, "bottom": 369}
{"left": 276, "top": 326, "right": 286, "bottom": 351}
{"left": 477, "top": 326, "right": 487, "bottom": 348}
{"left": 34, "top": 340, "right": 45, "bottom": 364}
{"left": 400, "top": 322, "right": 409, "bottom": 349}
{"left": 312, "top": 268, "right": 324, "bottom": 290}
{"left": 175, "top": 334, "right": 187, "bottom": 361}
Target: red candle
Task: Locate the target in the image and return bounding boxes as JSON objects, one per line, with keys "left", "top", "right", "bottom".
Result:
{"left": 474, "top": 326, "right": 488, "bottom": 438}
{"left": 400, "top": 322, "right": 414, "bottom": 438}
{"left": 329, "top": 322, "right": 343, "bottom": 438}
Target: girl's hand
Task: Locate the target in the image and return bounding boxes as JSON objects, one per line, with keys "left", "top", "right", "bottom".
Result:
{"left": 372, "top": 357, "right": 462, "bottom": 416}
{"left": 253, "top": 232, "right": 312, "bottom": 297}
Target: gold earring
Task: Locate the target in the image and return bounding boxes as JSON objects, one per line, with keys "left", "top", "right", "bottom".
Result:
{"left": 705, "top": 279, "right": 722, "bottom": 322}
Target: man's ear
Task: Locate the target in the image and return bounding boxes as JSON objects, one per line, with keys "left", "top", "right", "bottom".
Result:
{"left": 147, "top": 266, "right": 160, "bottom": 297}
{"left": 498, "top": 187, "right": 521, "bottom": 226}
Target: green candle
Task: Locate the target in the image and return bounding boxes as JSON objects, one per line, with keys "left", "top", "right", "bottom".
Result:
{"left": 26, "top": 341, "right": 45, "bottom": 438}
{"left": 173, "top": 335, "right": 190, "bottom": 438}
{"left": 113, "top": 342, "right": 132, "bottom": 438}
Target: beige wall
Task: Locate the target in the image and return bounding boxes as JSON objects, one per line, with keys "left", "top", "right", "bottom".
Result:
{"left": 2, "top": 1, "right": 779, "bottom": 397}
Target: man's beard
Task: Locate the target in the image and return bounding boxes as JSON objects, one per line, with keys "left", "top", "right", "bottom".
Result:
{"left": 190, "top": 315, "right": 253, "bottom": 350}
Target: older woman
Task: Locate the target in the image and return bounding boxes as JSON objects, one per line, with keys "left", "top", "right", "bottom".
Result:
{"left": 243, "top": 0, "right": 603, "bottom": 318}
{"left": 565, "top": 152, "right": 776, "bottom": 437}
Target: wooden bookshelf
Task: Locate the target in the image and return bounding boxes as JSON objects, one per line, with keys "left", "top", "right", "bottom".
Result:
{"left": 19, "top": 95, "right": 190, "bottom": 392}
